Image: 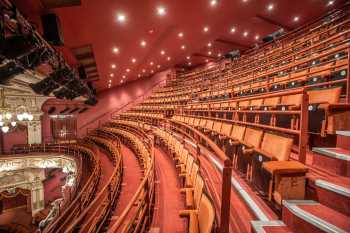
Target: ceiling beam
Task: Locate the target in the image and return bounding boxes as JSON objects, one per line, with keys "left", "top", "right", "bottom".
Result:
{"left": 255, "top": 14, "right": 292, "bottom": 31}
{"left": 215, "top": 38, "right": 250, "bottom": 49}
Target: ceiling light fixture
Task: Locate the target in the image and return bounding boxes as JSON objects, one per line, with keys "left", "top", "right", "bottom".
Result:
{"left": 243, "top": 31, "right": 249, "bottom": 37}
{"left": 327, "top": 0, "right": 334, "bottom": 6}
{"left": 142, "top": 69, "right": 146, "bottom": 73}
{"left": 178, "top": 32, "right": 184, "bottom": 38}
{"left": 160, "top": 50, "right": 165, "bottom": 55}
{"left": 126, "top": 68, "right": 130, "bottom": 72}
{"left": 150, "top": 61, "right": 154, "bottom": 66}
{"left": 122, "top": 75, "right": 126, "bottom": 79}
{"left": 167, "top": 56, "right": 171, "bottom": 61}
{"left": 111, "top": 64, "right": 116, "bottom": 69}
{"left": 186, "top": 56, "right": 190, "bottom": 60}
{"left": 218, "top": 53, "right": 222, "bottom": 57}
{"left": 208, "top": 51, "right": 212, "bottom": 55}
{"left": 157, "top": 65, "right": 161, "bottom": 68}
{"left": 181, "top": 45, "right": 186, "bottom": 50}
{"left": 210, "top": 0, "right": 218, "bottom": 7}
{"left": 131, "top": 58, "right": 136, "bottom": 63}
{"left": 140, "top": 40, "right": 147, "bottom": 47}
{"left": 112, "top": 47, "right": 119, "bottom": 53}
{"left": 267, "top": 3, "right": 274, "bottom": 11}
{"left": 293, "top": 16, "right": 300, "bottom": 22}
{"left": 157, "top": 6, "right": 166, "bottom": 16}
{"left": 230, "top": 27, "right": 236, "bottom": 33}
{"left": 255, "top": 35, "right": 260, "bottom": 40}
{"left": 203, "top": 26, "right": 209, "bottom": 33}
{"left": 110, "top": 73, "right": 114, "bottom": 77}
{"left": 208, "top": 42, "right": 212, "bottom": 47}
{"left": 116, "top": 13, "right": 126, "bottom": 23}
{"left": 205, "top": 59, "right": 209, "bottom": 62}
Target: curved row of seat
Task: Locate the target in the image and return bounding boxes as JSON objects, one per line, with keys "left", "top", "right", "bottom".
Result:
{"left": 98, "top": 126, "right": 155, "bottom": 233}
{"left": 154, "top": 127, "right": 216, "bottom": 233}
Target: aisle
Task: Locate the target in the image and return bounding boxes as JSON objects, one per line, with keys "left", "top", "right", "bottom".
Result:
{"left": 108, "top": 144, "right": 142, "bottom": 226}
{"left": 151, "top": 147, "right": 186, "bottom": 233}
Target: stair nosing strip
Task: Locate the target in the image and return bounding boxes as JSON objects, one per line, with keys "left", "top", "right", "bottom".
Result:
{"left": 251, "top": 220, "right": 286, "bottom": 233}
{"left": 312, "top": 148, "right": 350, "bottom": 161}
{"left": 283, "top": 200, "right": 348, "bottom": 233}
{"left": 336, "top": 131, "right": 350, "bottom": 137}
{"left": 315, "top": 179, "right": 350, "bottom": 198}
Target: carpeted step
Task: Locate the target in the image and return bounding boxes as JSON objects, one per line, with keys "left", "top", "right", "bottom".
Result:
{"left": 282, "top": 200, "right": 350, "bottom": 233}
{"left": 336, "top": 131, "right": 350, "bottom": 149}
{"left": 312, "top": 147, "right": 350, "bottom": 177}
{"left": 251, "top": 221, "right": 293, "bottom": 233}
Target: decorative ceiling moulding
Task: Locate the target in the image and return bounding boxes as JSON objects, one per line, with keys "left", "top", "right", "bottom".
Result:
{"left": 40, "top": 0, "right": 81, "bottom": 9}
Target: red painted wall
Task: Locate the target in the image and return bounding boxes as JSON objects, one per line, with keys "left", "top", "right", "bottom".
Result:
{"left": 42, "top": 70, "right": 170, "bottom": 140}
{"left": 2, "top": 127, "right": 27, "bottom": 154}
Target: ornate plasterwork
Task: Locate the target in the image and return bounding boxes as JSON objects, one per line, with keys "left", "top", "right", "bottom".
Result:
{"left": 0, "top": 154, "right": 77, "bottom": 216}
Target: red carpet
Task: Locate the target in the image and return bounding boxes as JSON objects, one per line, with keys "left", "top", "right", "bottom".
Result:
{"left": 108, "top": 144, "right": 142, "bottom": 227}
{"left": 151, "top": 147, "right": 186, "bottom": 233}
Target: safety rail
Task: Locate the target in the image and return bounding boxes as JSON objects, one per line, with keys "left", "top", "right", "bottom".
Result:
{"left": 11, "top": 143, "right": 101, "bottom": 233}
{"left": 64, "top": 135, "right": 123, "bottom": 233}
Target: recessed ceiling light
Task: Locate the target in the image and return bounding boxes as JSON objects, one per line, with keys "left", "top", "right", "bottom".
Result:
{"left": 210, "top": 0, "right": 218, "bottom": 7}
{"left": 142, "top": 69, "right": 146, "bottom": 73}
{"left": 131, "top": 58, "right": 136, "bottom": 63}
{"left": 267, "top": 3, "right": 274, "bottom": 11}
{"left": 126, "top": 68, "right": 130, "bottom": 72}
{"left": 208, "top": 42, "right": 212, "bottom": 47}
{"left": 186, "top": 56, "right": 190, "bottom": 60}
{"left": 188, "top": 62, "right": 192, "bottom": 66}
{"left": 110, "top": 73, "right": 114, "bottom": 77}
{"left": 181, "top": 45, "right": 186, "bottom": 50}
{"left": 178, "top": 32, "right": 184, "bottom": 38}
{"left": 157, "top": 65, "right": 161, "bottom": 68}
{"left": 122, "top": 75, "right": 126, "bottom": 79}
{"left": 242, "top": 0, "right": 248, "bottom": 2}
{"left": 205, "top": 59, "right": 209, "bottom": 62}
{"left": 243, "top": 31, "right": 249, "bottom": 37}
{"left": 208, "top": 51, "right": 212, "bottom": 55}
{"left": 230, "top": 27, "right": 236, "bottom": 33}
{"left": 120, "top": 80, "right": 123, "bottom": 83}
{"left": 293, "top": 16, "right": 300, "bottom": 22}
{"left": 203, "top": 26, "right": 209, "bottom": 33}
{"left": 157, "top": 6, "right": 166, "bottom": 16}
{"left": 109, "top": 80, "right": 112, "bottom": 83}
{"left": 140, "top": 40, "right": 147, "bottom": 47}
{"left": 116, "top": 13, "right": 126, "bottom": 23}
{"left": 160, "top": 50, "right": 165, "bottom": 55}
{"left": 150, "top": 61, "right": 154, "bottom": 66}
{"left": 138, "top": 74, "right": 141, "bottom": 78}
{"left": 111, "top": 64, "right": 116, "bottom": 69}
{"left": 218, "top": 53, "right": 222, "bottom": 57}
{"left": 327, "top": 0, "right": 334, "bottom": 6}
{"left": 255, "top": 35, "right": 260, "bottom": 40}
{"left": 112, "top": 47, "right": 119, "bottom": 54}
{"left": 167, "top": 56, "right": 171, "bottom": 61}
{"left": 151, "top": 70, "right": 154, "bottom": 73}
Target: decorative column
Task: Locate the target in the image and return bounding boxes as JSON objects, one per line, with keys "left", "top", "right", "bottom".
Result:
{"left": 31, "top": 179, "right": 45, "bottom": 216}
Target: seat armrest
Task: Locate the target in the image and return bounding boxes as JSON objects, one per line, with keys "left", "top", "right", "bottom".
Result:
{"left": 242, "top": 148, "right": 254, "bottom": 156}
{"left": 179, "top": 209, "right": 196, "bottom": 217}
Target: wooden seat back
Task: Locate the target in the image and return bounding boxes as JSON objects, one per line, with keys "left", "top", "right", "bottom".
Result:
{"left": 230, "top": 125, "right": 246, "bottom": 141}
{"left": 193, "top": 175, "right": 204, "bottom": 210}
{"left": 193, "top": 118, "right": 200, "bottom": 127}
{"left": 220, "top": 123, "right": 232, "bottom": 137}
{"left": 243, "top": 128, "right": 263, "bottom": 148}
{"left": 308, "top": 87, "right": 342, "bottom": 105}
{"left": 205, "top": 120, "right": 214, "bottom": 130}
{"left": 250, "top": 98, "right": 264, "bottom": 107}
{"left": 263, "top": 96, "right": 280, "bottom": 107}
{"left": 197, "top": 194, "right": 215, "bottom": 233}
{"left": 212, "top": 121, "right": 222, "bottom": 133}
{"left": 260, "top": 133, "right": 293, "bottom": 161}
{"left": 281, "top": 94, "right": 303, "bottom": 107}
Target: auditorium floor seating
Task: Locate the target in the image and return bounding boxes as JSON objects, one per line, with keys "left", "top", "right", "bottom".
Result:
{"left": 2, "top": 1, "right": 350, "bottom": 233}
